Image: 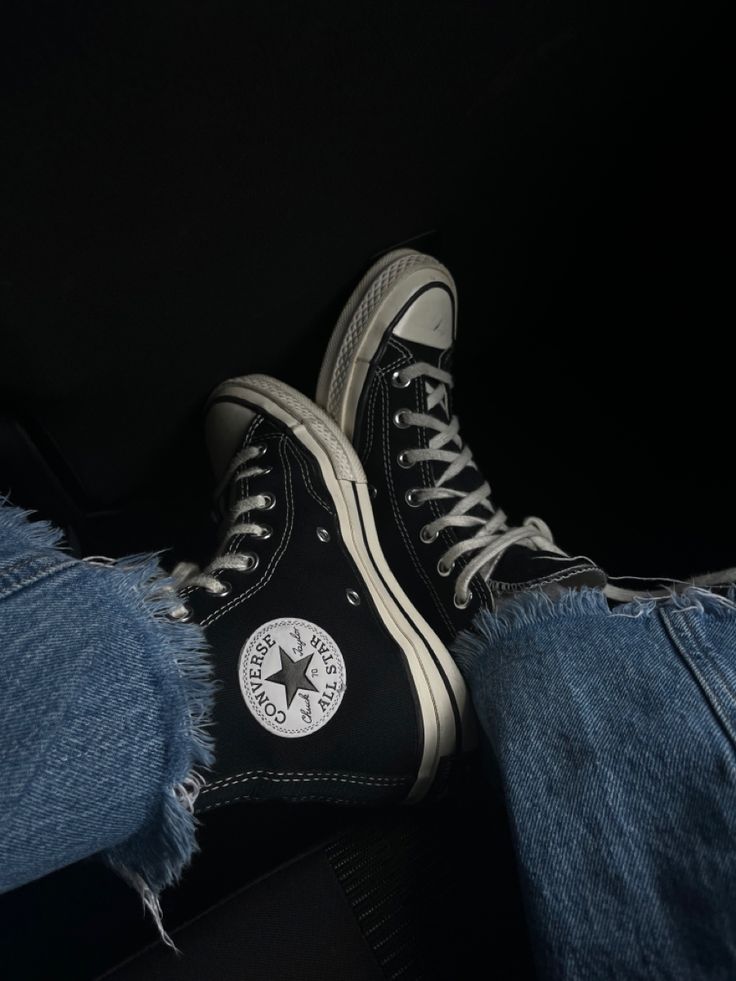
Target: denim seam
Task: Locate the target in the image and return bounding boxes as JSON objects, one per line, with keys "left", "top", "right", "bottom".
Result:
{"left": 0, "top": 558, "right": 78, "bottom": 602}
{"left": 675, "top": 609, "right": 736, "bottom": 705}
{"left": 96, "top": 553, "right": 213, "bottom": 943}
{"left": 0, "top": 555, "right": 57, "bottom": 577}
{"left": 661, "top": 608, "right": 736, "bottom": 751}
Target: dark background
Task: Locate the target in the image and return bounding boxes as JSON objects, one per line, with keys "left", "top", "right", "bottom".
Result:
{"left": 1, "top": 1, "right": 732, "bottom": 978}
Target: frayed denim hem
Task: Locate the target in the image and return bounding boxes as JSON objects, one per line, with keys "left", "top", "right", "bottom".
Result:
{"left": 453, "top": 585, "right": 736, "bottom": 677}
{"left": 450, "top": 581, "right": 736, "bottom": 980}
{"left": 98, "top": 554, "right": 215, "bottom": 948}
{"left": 0, "top": 497, "right": 65, "bottom": 559}
{"left": 0, "top": 501, "right": 215, "bottom": 948}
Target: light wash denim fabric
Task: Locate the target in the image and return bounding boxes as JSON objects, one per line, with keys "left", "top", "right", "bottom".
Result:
{"left": 3, "top": 498, "right": 735, "bottom": 976}
{"left": 455, "top": 587, "right": 736, "bottom": 981}
{"left": 0, "top": 502, "right": 213, "bottom": 932}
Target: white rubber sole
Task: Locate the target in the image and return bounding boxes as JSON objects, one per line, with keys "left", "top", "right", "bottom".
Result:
{"left": 316, "top": 249, "right": 457, "bottom": 441}
{"left": 206, "top": 374, "right": 461, "bottom": 802}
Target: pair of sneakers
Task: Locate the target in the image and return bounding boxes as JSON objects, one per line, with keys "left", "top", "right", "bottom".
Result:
{"left": 172, "top": 250, "right": 605, "bottom": 808}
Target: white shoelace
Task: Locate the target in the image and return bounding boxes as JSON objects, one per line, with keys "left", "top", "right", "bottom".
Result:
{"left": 169, "top": 444, "right": 273, "bottom": 615}
{"left": 394, "top": 362, "right": 562, "bottom": 606}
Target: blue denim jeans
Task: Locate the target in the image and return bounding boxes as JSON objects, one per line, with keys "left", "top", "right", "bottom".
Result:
{"left": 0, "top": 502, "right": 213, "bottom": 936}
{"left": 456, "top": 588, "right": 736, "bottom": 980}
{"left": 2, "top": 500, "right": 735, "bottom": 976}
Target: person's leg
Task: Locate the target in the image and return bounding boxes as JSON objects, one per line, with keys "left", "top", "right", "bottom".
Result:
{"left": 0, "top": 501, "right": 213, "bottom": 929}
{"left": 455, "top": 586, "right": 736, "bottom": 981}
{"left": 0, "top": 370, "right": 469, "bottom": 926}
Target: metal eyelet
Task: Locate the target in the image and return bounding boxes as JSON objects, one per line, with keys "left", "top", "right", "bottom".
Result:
{"left": 437, "top": 558, "right": 454, "bottom": 577}
{"left": 259, "top": 493, "right": 276, "bottom": 510}
{"left": 391, "top": 370, "right": 411, "bottom": 389}
{"left": 209, "top": 580, "right": 232, "bottom": 598}
{"left": 316, "top": 527, "right": 331, "bottom": 542}
{"left": 242, "top": 552, "right": 260, "bottom": 572}
{"left": 454, "top": 589, "right": 473, "bottom": 610}
{"left": 393, "top": 409, "right": 411, "bottom": 429}
{"left": 397, "top": 450, "right": 414, "bottom": 469}
{"left": 369, "top": 484, "right": 378, "bottom": 500}
{"left": 420, "top": 525, "right": 438, "bottom": 544}
{"left": 254, "top": 524, "right": 273, "bottom": 540}
{"left": 167, "top": 604, "right": 192, "bottom": 623}
{"left": 346, "top": 589, "right": 361, "bottom": 606}
{"left": 405, "top": 489, "right": 422, "bottom": 507}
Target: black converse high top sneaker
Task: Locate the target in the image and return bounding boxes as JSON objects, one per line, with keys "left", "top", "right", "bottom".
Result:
{"left": 170, "top": 375, "right": 470, "bottom": 809}
{"left": 316, "top": 250, "right": 606, "bottom": 646}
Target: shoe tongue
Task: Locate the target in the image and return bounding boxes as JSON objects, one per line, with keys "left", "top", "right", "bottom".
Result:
{"left": 205, "top": 403, "right": 258, "bottom": 482}
{"left": 392, "top": 284, "right": 454, "bottom": 351}
{"left": 489, "top": 545, "right": 607, "bottom": 591}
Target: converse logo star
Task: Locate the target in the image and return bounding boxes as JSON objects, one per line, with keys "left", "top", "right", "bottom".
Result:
{"left": 239, "top": 618, "right": 347, "bottom": 737}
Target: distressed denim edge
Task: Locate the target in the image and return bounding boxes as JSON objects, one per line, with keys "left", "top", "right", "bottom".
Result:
{"left": 0, "top": 497, "right": 65, "bottom": 559}
{"left": 453, "top": 585, "right": 736, "bottom": 678}
{"left": 98, "top": 553, "right": 215, "bottom": 948}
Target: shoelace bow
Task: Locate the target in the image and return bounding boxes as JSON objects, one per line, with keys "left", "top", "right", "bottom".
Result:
{"left": 395, "top": 361, "right": 563, "bottom": 606}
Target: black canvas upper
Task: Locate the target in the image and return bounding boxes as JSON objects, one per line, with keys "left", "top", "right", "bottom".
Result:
{"left": 350, "top": 288, "right": 606, "bottom": 646}
{"left": 183, "top": 408, "right": 423, "bottom": 810}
